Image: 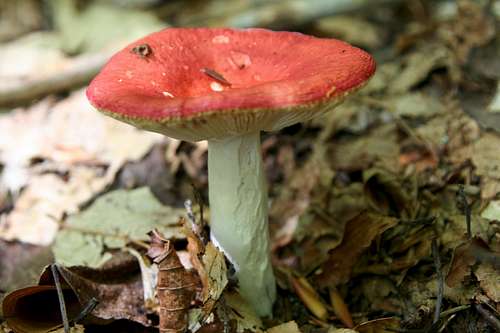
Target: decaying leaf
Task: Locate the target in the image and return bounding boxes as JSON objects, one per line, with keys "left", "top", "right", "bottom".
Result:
{"left": 329, "top": 287, "right": 353, "bottom": 328}
{"left": 291, "top": 276, "right": 328, "bottom": 320}
{"left": 481, "top": 200, "right": 500, "bottom": 221}
{"left": 330, "top": 124, "right": 400, "bottom": 172}
{"left": 388, "top": 45, "right": 453, "bottom": 94}
{"left": 363, "top": 168, "right": 416, "bottom": 218}
{"left": 201, "top": 243, "right": 228, "bottom": 306}
{"left": 148, "top": 229, "right": 198, "bottom": 333}
{"left": 266, "top": 321, "right": 302, "bottom": 333}
{"left": 317, "top": 212, "right": 398, "bottom": 288}
{"left": 54, "top": 262, "right": 152, "bottom": 326}
{"left": 471, "top": 133, "right": 500, "bottom": 180}
{"left": 387, "top": 93, "right": 444, "bottom": 118}
{"left": 219, "top": 291, "right": 263, "bottom": 333}
{"left": 445, "top": 237, "right": 497, "bottom": 288}
{"left": 53, "top": 187, "right": 185, "bottom": 268}
{"left": 474, "top": 263, "right": 500, "bottom": 302}
{"left": 184, "top": 221, "right": 228, "bottom": 314}
{"left": 3, "top": 285, "right": 81, "bottom": 333}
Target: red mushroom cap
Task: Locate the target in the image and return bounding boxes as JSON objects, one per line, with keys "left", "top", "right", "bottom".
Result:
{"left": 86, "top": 28, "right": 376, "bottom": 141}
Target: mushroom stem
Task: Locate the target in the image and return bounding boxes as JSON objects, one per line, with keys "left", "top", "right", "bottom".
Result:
{"left": 208, "top": 131, "right": 276, "bottom": 316}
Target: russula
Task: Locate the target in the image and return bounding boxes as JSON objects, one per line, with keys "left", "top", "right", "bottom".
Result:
{"left": 86, "top": 28, "right": 375, "bottom": 316}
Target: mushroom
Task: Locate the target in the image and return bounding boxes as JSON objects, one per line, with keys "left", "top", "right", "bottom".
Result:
{"left": 86, "top": 28, "right": 376, "bottom": 316}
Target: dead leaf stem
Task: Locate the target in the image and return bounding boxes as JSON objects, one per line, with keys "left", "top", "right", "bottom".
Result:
{"left": 431, "top": 239, "right": 443, "bottom": 324}
{"left": 51, "top": 264, "right": 70, "bottom": 333}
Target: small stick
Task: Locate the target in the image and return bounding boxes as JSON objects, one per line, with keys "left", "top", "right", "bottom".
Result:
{"left": 51, "top": 264, "right": 70, "bottom": 333}
{"left": 184, "top": 199, "right": 197, "bottom": 228}
{"left": 474, "top": 303, "right": 500, "bottom": 332}
{"left": 457, "top": 185, "right": 472, "bottom": 239}
{"left": 432, "top": 239, "right": 443, "bottom": 324}
{"left": 72, "top": 297, "right": 99, "bottom": 324}
{"left": 201, "top": 68, "right": 231, "bottom": 86}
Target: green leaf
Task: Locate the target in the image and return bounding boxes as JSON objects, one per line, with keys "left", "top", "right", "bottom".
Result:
{"left": 53, "top": 187, "right": 184, "bottom": 268}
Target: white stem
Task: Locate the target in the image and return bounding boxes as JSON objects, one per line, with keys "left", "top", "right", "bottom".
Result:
{"left": 208, "top": 132, "right": 276, "bottom": 317}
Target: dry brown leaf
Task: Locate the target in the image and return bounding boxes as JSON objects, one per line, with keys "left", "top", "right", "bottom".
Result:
{"left": 475, "top": 263, "right": 500, "bottom": 302}
{"left": 185, "top": 224, "right": 228, "bottom": 316}
{"left": 3, "top": 285, "right": 81, "bottom": 333}
{"left": 148, "top": 230, "right": 198, "bottom": 333}
{"left": 329, "top": 287, "right": 354, "bottom": 328}
{"left": 471, "top": 133, "right": 500, "bottom": 180}
{"left": 56, "top": 265, "right": 150, "bottom": 325}
{"left": 317, "top": 213, "right": 398, "bottom": 288}
{"left": 330, "top": 124, "right": 400, "bottom": 173}
{"left": 445, "top": 237, "right": 499, "bottom": 290}
{"left": 291, "top": 276, "right": 328, "bottom": 320}
{"left": 220, "top": 291, "right": 263, "bottom": 333}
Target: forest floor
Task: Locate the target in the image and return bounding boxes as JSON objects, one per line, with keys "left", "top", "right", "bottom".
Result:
{"left": 0, "top": 1, "right": 499, "bottom": 332}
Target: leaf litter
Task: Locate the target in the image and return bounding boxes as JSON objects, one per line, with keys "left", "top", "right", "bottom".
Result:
{"left": 1, "top": 1, "right": 500, "bottom": 332}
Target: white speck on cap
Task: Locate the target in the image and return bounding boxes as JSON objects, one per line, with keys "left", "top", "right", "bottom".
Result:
{"left": 212, "top": 35, "right": 230, "bottom": 44}
{"left": 210, "top": 82, "right": 224, "bottom": 92}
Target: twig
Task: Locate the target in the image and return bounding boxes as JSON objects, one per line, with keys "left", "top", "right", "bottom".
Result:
{"left": 72, "top": 297, "right": 99, "bottom": 324}
{"left": 184, "top": 199, "right": 197, "bottom": 228}
{"left": 432, "top": 239, "right": 443, "bottom": 325}
{"left": 51, "top": 264, "right": 70, "bottom": 333}
{"left": 439, "top": 305, "right": 470, "bottom": 317}
{"left": 474, "top": 303, "right": 500, "bottom": 332}
{"left": 457, "top": 185, "right": 472, "bottom": 239}
{"left": 0, "top": 52, "right": 110, "bottom": 107}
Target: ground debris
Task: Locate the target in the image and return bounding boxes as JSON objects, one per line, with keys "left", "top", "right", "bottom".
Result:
{"left": 1, "top": 0, "right": 500, "bottom": 332}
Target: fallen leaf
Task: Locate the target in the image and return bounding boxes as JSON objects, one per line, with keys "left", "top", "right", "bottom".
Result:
{"left": 474, "top": 263, "right": 500, "bottom": 302}
{"left": 3, "top": 285, "right": 81, "bottom": 333}
{"left": 0, "top": 90, "right": 162, "bottom": 245}
{"left": 388, "top": 93, "right": 444, "bottom": 118}
{"left": 54, "top": 263, "right": 151, "bottom": 326}
{"left": 317, "top": 213, "right": 398, "bottom": 288}
{"left": 388, "top": 45, "right": 453, "bottom": 94}
{"left": 471, "top": 133, "right": 500, "bottom": 180}
{"left": 267, "top": 321, "right": 302, "bottom": 333}
{"left": 291, "top": 276, "right": 328, "bottom": 320}
{"left": 53, "top": 187, "right": 185, "bottom": 268}
{"left": 481, "top": 200, "right": 500, "bottom": 221}
{"left": 330, "top": 124, "right": 400, "bottom": 173}
{"left": 201, "top": 242, "right": 228, "bottom": 306}
{"left": 220, "top": 291, "right": 263, "bottom": 333}
{"left": 329, "top": 287, "right": 353, "bottom": 328}
{"left": 446, "top": 238, "right": 492, "bottom": 287}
